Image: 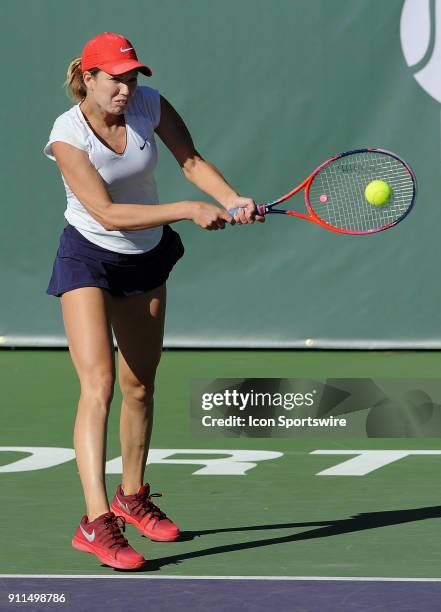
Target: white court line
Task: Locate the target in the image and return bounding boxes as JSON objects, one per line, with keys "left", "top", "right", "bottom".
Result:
{"left": 2, "top": 575, "right": 441, "bottom": 582}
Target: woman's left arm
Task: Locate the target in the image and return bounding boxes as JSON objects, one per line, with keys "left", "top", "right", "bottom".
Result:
{"left": 155, "top": 95, "right": 264, "bottom": 224}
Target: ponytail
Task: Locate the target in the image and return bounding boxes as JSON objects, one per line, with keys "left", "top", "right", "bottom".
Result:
{"left": 64, "top": 57, "right": 99, "bottom": 102}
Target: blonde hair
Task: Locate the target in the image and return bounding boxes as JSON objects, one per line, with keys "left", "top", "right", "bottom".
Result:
{"left": 64, "top": 57, "right": 100, "bottom": 102}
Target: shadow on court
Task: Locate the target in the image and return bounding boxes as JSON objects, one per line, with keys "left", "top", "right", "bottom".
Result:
{"left": 109, "top": 505, "right": 441, "bottom": 573}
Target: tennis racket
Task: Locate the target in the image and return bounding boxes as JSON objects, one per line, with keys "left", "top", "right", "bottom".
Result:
{"left": 229, "top": 148, "right": 417, "bottom": 234}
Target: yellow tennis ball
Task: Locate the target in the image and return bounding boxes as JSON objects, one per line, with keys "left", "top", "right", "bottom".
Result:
{"left": 364, "top": 180, "right": 392, "bottom": 206}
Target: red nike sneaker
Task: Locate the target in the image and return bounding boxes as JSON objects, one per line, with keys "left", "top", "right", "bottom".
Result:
{"left": 110, "top": 483, "right": 180, "bottom": 542}
{"left": 72, "top": 511, "right": 146, "bottom": 570}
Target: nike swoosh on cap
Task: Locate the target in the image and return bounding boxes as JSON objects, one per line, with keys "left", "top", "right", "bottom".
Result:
{"left": 79, "top": 524, "right": 95, "bottom": 543}
{"left": 120, "top": 47, "right": 134, "bottom": 53}
{"left": 116, "top": 496, "right": 131, "bottom": 514}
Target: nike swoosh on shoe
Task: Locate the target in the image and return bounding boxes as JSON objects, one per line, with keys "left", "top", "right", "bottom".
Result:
{"left": 79, "top": 524, "right": 95, "bottom": 542}
{"left": 116, "top": 497, "right": 131, "bottom": 514}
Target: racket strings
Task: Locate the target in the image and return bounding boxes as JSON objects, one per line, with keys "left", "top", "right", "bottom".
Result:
{"left": 307, "top": 152, "right": 415, "bottom": 233}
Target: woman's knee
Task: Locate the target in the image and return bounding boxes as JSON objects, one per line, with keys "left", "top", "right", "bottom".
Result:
{"left": 120, "top": 377, "right": 155, "bottom": 405}
{"left": 79, "top": 371, "right": 116, "bottom": 406}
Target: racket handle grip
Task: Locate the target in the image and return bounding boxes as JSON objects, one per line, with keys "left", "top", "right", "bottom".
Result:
{"left": 228, "top": 204, "right": 266, "bottom": 216}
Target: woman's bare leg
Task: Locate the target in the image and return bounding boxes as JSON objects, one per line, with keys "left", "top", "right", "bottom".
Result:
{"left": 61, "top": 287, "right": 115, "bottom": 521}
{"left": 109, "top": 284, "right": 166, "bottom": 495}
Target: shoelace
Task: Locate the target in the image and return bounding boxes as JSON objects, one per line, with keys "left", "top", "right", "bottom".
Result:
{"left": 132, "top": 491, "right": 167, "bottom": 521}
{"left": 101, "top": 514, "right": 129, "bottom": 549}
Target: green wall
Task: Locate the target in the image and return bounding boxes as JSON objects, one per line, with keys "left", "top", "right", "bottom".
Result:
{"left": 2, "top": 0, "right": 439, "bottom": 347}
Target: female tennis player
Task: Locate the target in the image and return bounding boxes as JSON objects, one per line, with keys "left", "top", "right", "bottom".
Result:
{"left": 44, "top": 31, "right": 262, "bottom": 571}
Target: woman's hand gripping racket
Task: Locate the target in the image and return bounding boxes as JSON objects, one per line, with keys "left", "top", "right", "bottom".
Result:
{"left": 229, "top": 148, "right": 417, "bottom": 234}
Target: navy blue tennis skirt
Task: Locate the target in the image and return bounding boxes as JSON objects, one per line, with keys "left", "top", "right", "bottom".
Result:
{"left": 47, "top": 224, "right": 184, "bottom": 298}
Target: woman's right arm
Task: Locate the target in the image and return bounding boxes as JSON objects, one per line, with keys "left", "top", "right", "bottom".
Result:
{"left": 51, "top": 142, "right": 233, "bottom": 231}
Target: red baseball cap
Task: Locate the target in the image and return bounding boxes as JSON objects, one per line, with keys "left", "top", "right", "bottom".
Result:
{"left": 81, "top": 32, "right": 152, "bottom": 76}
